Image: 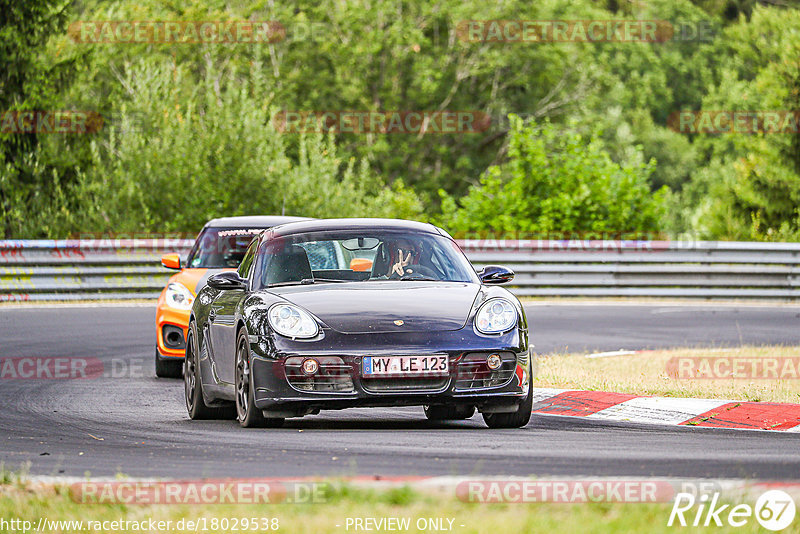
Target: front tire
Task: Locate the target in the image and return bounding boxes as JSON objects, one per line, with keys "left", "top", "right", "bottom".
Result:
{"left": 155, "top": 348, "right": 182, "bottom": 378}
{"left": 235, "top": 328, "right": 284, "bottom": 428}
{"left": 482, "top": 365, "right": 533, "bottom": 429}
{"left": 184, "top": 323, "right": 232, "bottom": 420}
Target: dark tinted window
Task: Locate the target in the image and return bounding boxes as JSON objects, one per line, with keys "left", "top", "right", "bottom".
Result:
{"left": 187, "top": 227, "right": 264, "bottom": 268}
{"left": 255, "top": 230, "right": 478, "bottom": 288}
{"left": 237, "top": 240, "right": 258, "bottom": 278}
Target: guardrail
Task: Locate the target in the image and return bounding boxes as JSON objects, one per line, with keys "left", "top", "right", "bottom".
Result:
{"left": 1, "top": 239, "right": 799, "bottom": 301}
{"left": 0, "top": 239, "right": 193, "bottom": 301}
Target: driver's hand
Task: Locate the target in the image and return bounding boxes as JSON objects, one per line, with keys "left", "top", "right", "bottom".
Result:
{"left": 390, "top": 249, "right": 412, "bottom": 277}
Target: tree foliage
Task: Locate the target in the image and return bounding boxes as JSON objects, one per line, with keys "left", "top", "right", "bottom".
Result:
{"left": 2, "top": 0, "right": 800, "bottom": 240}
{"left": 439, "top": 116, "right": 666, "bottom": 237}
{"left": 56, "top": 59, "right": 423, "bottom": 233}
{"left": 672, "top": 6, "right": 800, "bottom": 240}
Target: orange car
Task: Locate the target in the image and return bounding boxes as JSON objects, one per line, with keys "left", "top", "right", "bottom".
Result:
{"left": 155, "top": 216, "right": 308, "bottom": 377}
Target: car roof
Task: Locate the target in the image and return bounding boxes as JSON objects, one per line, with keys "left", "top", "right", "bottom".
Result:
{"left": 265, "top": 218, "right": 442, "bottom": 237}
{"left": 205, "top": 216, "right": 310, "bottom": 228}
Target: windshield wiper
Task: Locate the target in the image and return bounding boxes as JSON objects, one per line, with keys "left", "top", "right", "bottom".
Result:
{"left": 398, "top": 275, "right": 438, "bottom": 281}
{"left": 268, "top": 278, "right": 349, "bottom": 288}
{"left": 267, "top": 279, "right": 314, "bottom": 288}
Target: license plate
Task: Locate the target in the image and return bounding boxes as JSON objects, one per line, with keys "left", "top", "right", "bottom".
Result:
{"left": 362, "top": 355, "right": 448, "bottom": 377}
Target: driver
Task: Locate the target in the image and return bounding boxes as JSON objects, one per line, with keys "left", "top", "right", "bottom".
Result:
{"left": 384, "top": 239, "right": 423, "bottom": 278}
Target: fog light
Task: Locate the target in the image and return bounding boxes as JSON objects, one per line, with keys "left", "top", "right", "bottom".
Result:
{"left": 302, "top": 358, "right": 319, "bottom": 375}
{"left": 486, "top": 354, "right": 502, "bottom": 370}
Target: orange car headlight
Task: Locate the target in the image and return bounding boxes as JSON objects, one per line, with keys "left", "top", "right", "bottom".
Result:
{"left": 165, "top": 282, "right": 195, "bottom": 310}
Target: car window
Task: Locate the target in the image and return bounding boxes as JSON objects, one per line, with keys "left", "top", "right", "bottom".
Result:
{"left": 256, "top": 230, "right": 478, "bottom": 288}
{"left": 298, "top": 241, "right": 343, "bottom": 270}
{"left": 237, "top": 240, "right": 258, "bottom": 278}
{"left": 187, "top": 227, "right": 265, "bottom": 268}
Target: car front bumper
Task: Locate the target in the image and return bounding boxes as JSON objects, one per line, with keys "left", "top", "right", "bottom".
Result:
{"left": 248, "top": 328, "right": 530, "bottom": 417}
{"left": 155, "top": 301, "right": 190, "bottom": 359}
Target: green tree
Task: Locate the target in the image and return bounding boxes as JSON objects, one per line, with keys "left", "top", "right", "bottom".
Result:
{"left": 0, "top": 0, "right": 79, "bottom": 238}
{"left": 438, "top": 115, "right": 667, "bottom": 237}
{"left": 679, "top": 6, "right": 800, "bottom": 239}
{"left": 6, "top": 0, "right": 800, "bottom": 239}
{"left": 69, "top": 59, "right": 422, "bottom": 233}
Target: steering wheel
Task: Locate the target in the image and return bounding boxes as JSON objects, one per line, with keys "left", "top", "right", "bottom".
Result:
{"left": 390, "top": 264, "right": 440, "bottom": 280}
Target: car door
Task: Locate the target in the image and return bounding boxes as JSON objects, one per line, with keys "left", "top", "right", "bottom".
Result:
{"left": 207, "top": 241, "right": 256, "bottom": 386}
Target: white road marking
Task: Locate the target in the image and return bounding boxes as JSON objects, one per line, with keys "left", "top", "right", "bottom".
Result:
{"left": 587, "top": 396, "right": 732, "bottom": 425}
{"left": 585, "top": 350, "right": 639, "bottom": 359}
{"left": 530, "top": 388, "right": 570, "bottom": 404}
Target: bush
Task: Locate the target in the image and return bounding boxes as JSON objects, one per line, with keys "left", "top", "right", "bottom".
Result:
{"left": 67, "top": 59, "right": 423, "bottom": 234}
{"left": 438, "top": 115, "right": 667, "bottom": 237}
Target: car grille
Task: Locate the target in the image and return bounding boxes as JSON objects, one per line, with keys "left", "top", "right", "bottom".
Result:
{"left": 285, "top": 356, "right": 354, "bottom": 393}
{"left": 454, "top": 352, "right": 517, "bottom": 391}
{"left": 361, "top": 376, "right": 450, "bottom": 393}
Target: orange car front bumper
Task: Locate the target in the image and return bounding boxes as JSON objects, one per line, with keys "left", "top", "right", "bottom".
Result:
{"left": 155, "top": 294, "right": 191, "bottom": 359}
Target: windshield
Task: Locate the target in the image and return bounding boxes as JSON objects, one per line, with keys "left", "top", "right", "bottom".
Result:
{"left": 186, "top": 227, "right": 263, "bottom": 268}
{"left": 254, "top": 230, "right": 478, "bottom": 288}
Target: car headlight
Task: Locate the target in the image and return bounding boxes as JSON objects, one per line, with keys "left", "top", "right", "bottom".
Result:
{"left": 165, "top": 282, "right": 194, "bottom": 310}
{"left": 268, "top": 304, "right": 319, "bottom": 339}
{"left": 475, "top": 298, "right": 517, "bottom": 334}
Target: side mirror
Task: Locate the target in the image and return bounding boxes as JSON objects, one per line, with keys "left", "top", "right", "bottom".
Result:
{"left": 478, "top": 265, "right": 515, "bottom": 285}
{"left": 161, "top": 253, "right": 181, "bottom": 270}
{"left": 207, "top": 271, "right": 247, "bottom": 291}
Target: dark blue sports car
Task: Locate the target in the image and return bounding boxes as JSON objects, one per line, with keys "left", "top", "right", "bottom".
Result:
{"left": 184, "top": 218, "right": 532, "bottom": 428}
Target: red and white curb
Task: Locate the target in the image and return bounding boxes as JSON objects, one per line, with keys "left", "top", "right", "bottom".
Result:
{"left": 531, "top": 389, "right": 800, "bottom": 431}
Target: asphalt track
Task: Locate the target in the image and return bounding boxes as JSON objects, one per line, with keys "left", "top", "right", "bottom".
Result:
{"left": 1, "top": 303, "right": 799, "bottom": 480}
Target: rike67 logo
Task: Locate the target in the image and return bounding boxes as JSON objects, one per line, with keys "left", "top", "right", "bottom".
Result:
{"left": 668, "top": 490, "right": 796, "bottom": 531}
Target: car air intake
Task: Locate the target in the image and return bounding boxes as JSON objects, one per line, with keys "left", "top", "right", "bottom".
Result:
{"left": 285, "top": 356, "right": 354, "bottom": 393}
{"left": 454, "top": 352, "right": 516, "bottom": 391}
{"left": 361, "top": 376, "right": 449, "bottom": 393}
{"left": 162, "top": 324, "right": 186, "bottom": 349}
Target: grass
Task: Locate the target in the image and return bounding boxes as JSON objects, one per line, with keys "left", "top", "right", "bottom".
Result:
{"left": 535, "top": 345, "right": 800, "bottom": 403}
{"left": 0, "top": 482, "right": 776, "bottom": 534}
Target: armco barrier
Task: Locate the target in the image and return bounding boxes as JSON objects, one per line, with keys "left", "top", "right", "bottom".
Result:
{"left": 0, "top": 239, "right": 193, "bottom": 301}
{"left": 1, "top": 239, "right": 800, "bottom": 301}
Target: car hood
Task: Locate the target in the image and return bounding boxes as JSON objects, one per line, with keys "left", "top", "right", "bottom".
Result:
{"left": 269, "top": 282, "right": 480, "bottom": 334}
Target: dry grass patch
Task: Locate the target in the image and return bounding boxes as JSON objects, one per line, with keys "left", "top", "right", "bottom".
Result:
{"left": 535, "top": 346, "right": 800, "bottom": 403}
